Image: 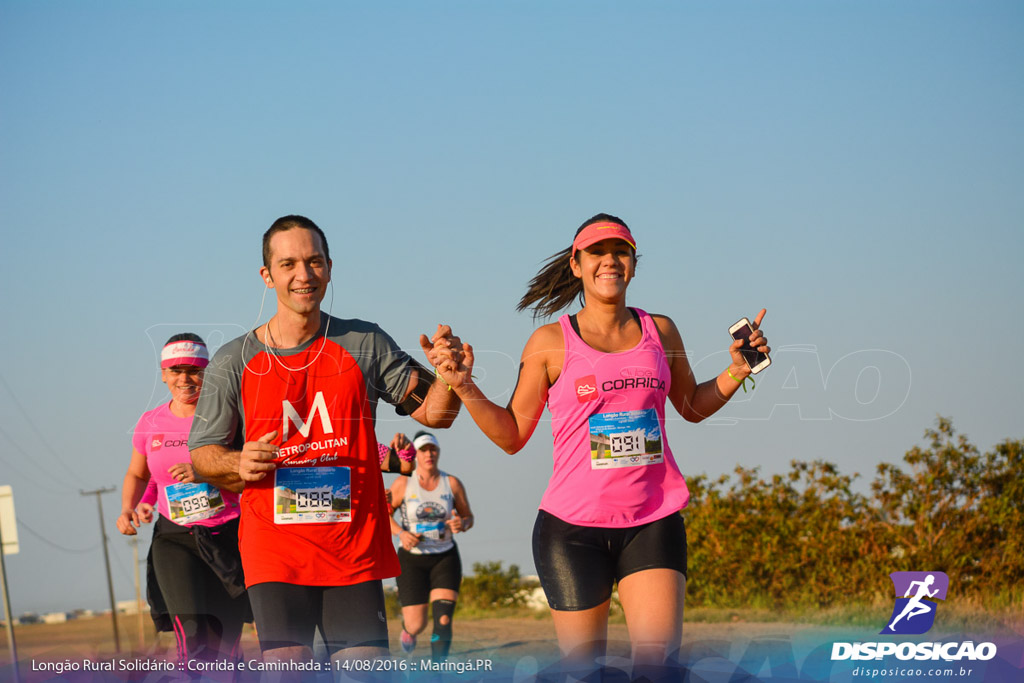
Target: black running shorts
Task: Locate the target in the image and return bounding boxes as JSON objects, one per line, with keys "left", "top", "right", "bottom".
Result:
{"left": 532, "top": 510, "right": 687, "bottom": 611}
{"left": 395, "top": 545, "right": 463, "bottom": 606}
{"left": 247, "top": 580, "right": 388, "bottom": 654}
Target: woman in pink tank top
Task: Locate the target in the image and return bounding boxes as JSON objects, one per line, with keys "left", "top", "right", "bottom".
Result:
{"left": 435, "top": 213, "right": 770, "bottom": 675}
{"left": 116, "top": 333, "right": 250, "bottom": 666}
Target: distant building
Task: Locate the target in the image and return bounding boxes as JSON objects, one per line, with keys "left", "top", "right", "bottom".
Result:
{"left": 117, "top": 599, "right": 145, "bottom": 615}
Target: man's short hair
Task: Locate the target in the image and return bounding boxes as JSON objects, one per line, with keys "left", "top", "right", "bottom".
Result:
{"left": 262, "top": 215, "right": 332, "bottom": 267}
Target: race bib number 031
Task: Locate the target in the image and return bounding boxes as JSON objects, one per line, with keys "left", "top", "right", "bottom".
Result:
{"left": 588, "top": 408, "right": 664, "bottom": 469}
{"left": 273, "top": 466, "right": 351, "bottom": 524}
{"left": 165, "top": 482, "right": 226, "bottom": 523}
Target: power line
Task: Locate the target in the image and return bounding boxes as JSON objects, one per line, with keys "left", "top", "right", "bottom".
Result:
{"left": 0, "top": 425, "right": 79, "bottom": 494}
{"left": 15, "top": 520, "right": 96, "bottom": 554}
{"left": 0, "top": 374, "right": 88, "bottom": 485}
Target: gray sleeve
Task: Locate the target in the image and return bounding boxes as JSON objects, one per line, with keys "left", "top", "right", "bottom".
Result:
{"left": 369, "top": 324, "right": 416, "bottom": 407}
{"left": 188, "top": 336, "right": 246, "bottom": 451}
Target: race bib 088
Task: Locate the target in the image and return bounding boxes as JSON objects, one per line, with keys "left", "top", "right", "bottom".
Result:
{"left": 273, "top": 466, "right": 351, "bottom": 524}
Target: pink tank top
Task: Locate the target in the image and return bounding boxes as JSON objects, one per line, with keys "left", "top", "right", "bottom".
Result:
{"left": 132, "top": 403, "right": 240, "bottom": 528}
{"left": 539, "top": 308, "right": 690, "bottom": 527}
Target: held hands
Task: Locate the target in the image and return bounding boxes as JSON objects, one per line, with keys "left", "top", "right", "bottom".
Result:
{"left": 420, "top": 324, "right": 458, "bottom": 369}
{"left": 400, "top": 530, "right": 422, "bottom": 551}
{"left": 239, "top": 430, "right": 280, "bottom": 482}
{"left": 420, "top": 323, "right": 474, "bottom": 392}
{"left": 728, "top": 308, "right": 771, "bottom": 377}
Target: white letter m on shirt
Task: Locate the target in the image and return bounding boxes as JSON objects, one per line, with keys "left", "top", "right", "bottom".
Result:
{"left": 282, "top": 391, "right": 334, "bottom": 440}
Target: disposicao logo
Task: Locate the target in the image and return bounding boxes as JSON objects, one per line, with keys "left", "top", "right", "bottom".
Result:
{"left": 882, "top": 571, "right": 948, "bottom": 635}
{"left": 831, "top": 570, "right": 998, "bottom": 663}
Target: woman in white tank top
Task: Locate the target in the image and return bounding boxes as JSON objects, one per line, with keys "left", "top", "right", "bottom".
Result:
{"left": 389, "top": 432, "right": 474, "bottom": 661}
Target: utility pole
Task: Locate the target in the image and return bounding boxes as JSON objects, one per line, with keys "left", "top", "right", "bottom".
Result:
{"left": 0, "top": 485, "right": 20, "bottom": 683}
{"left": 0, "top": 529, "right": 19, "bottom": 683}
{"left": 81, "top": 488, "right": 120, "bottom": 653}
{"left": 131, "top": 536, "right": 144, "bottom": 651}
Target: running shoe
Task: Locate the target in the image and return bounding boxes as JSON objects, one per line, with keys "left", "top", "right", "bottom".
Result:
{"left": 400, "top": 629, "right": 416, "bottom": 654}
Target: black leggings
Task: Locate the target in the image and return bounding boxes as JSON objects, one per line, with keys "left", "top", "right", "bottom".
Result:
{"left": 151, "top": 517, "right": 249, "bottom": 663}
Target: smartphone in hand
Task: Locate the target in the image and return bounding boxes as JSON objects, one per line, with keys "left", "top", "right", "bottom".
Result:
{"left": 729, "top": 317, "right": 771, "bottom": 374}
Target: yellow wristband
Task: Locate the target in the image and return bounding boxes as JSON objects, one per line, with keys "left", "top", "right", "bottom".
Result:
{"left": 435, "top": 366, "right": 452, "bottom": 391}
{"left": 727, "top": 369, "right": 755, "bottom": 393}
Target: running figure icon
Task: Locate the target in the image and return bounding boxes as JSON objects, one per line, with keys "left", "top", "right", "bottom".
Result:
{"left": 887, "top": 574, "right": 939, "bottom": 631}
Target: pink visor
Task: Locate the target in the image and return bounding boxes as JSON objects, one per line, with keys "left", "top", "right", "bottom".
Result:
{"left": 161, "top": 340, "right": 210, "bottom": 368}
{"left": 571, "top": 222, "right": 637, "bottom": 259}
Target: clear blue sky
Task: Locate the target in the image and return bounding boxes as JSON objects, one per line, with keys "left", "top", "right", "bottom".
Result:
{"left": 1, "top": 1, "right": 1021, "bottom": 615}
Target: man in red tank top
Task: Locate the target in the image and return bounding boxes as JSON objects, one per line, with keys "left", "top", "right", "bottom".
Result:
{"left": 189, "top": 215, "right": 462, "bottom": 672}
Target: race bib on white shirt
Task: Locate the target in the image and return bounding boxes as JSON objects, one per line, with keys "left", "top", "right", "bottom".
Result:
{"left": 413, "top": 520, "right": 448, "bottom": 541}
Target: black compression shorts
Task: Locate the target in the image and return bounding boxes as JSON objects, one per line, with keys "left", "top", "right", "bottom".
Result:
{"left": 395, "top": 545, "right": 463, "bottom": 606}
{"left": 247, "top": 580, "right": 388, "bottom": 654}
{"left": 532, "top": 510, "right": 687, "bottom": 611}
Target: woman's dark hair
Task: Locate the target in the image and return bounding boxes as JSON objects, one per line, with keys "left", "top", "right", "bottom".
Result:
{"left": 164, "top": 332, "right": 205, "bottom": 346}
{"left": 517, "top": 213, "right": 635, "bottom": 319}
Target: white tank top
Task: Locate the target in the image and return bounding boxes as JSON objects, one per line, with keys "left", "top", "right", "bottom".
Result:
{"left": 400, "top": 470, "right": 456, "bottom": 555}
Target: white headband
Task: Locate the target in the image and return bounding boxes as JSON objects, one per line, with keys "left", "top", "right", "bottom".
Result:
{"left": 161, "top": 340, "right": 209, "bottom": 368}
{"left": 413, "top": 434, "right": 440, "bottom": 450}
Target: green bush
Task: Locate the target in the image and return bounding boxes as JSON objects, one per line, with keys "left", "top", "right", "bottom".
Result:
{"left": 685, "top": 418, "right": 1023, "bottom": 612}
{"left": 459, "top": 561, "right": 527, "bottom": 610}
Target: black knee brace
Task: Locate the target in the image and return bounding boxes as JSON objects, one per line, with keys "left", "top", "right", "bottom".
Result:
{"left": 430, "top": 599, "right": 456, "bottom": 661}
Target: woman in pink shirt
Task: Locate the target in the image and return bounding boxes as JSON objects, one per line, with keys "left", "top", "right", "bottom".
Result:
{"left": 435, "top": 214, "right": 769, "bottom": 674}
{"left": 117, "top": 333, "right": 249, "bottom": 666}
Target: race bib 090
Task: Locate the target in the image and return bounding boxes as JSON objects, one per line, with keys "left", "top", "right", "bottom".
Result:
{"left": 165, "top": 482, "right": 225, "bottom": 523}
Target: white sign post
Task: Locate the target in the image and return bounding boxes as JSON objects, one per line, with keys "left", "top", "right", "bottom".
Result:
{"left": 0, "top": 486, "right": 16, "bottom": 556}
{"left": 0, "top": 485, "right": 21, "bottom": 683}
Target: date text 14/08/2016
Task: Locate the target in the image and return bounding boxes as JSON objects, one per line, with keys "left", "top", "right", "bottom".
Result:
{"left": 336, "top": 659, "right": 495, "bottom": 674}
